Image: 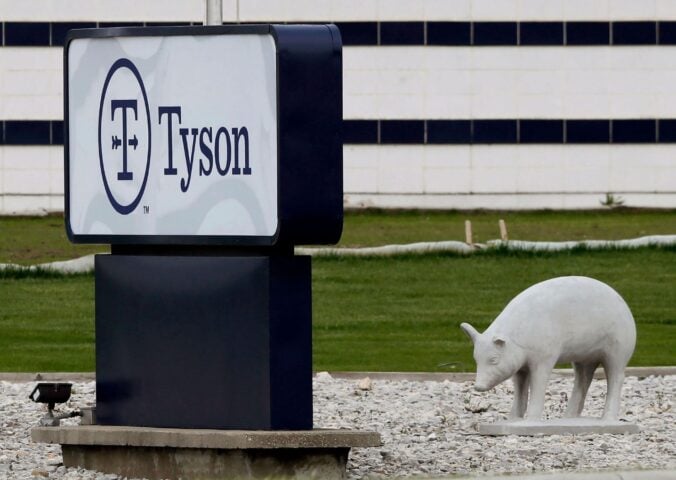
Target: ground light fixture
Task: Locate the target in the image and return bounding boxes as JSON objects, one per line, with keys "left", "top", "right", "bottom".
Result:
{"left": 29, "top": 383, "right": 82, "bottom": 426}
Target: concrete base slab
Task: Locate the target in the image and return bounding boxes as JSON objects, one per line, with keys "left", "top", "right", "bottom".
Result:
{"left": 32, "top": 426, "right": 381, "bottom": 479}
{"left": 478, "top": 418, "right": 639, "bottom": 436}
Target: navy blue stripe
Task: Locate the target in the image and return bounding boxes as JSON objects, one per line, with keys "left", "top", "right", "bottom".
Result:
{"left": 8, "top": 119, "right": 676, "bottom": 146}
{"left": 613, "top": 120, "right": 656, "bottom": 143}
{"left": 566, "top": 120, "right": 610, "bottom": 143}
{"left": 473, "top": 22, "right": 517, "bottom": 46}
{"left": 427, "top": 120, "right": 472, "bottom": 143}
{"left": 380, "top": 22, "right": 424, "bottom": 46}
{"left": 51, "top": 121, "right": 64, "bottom": 146}
{"left": 427, "top": 22, "right": 471, "bottom": 46}
{"left": 3, "top": 21, "right": 676, "bottom": 47}
{"left": 566, "top": 22, "right": 610, "bottom": 45}
{"left": 474, "top": 120, "right": 518, "bottom": 143}
{"left": 5, "top": 121, "right": 51, "bottom": 145}
{"left": 520, "top": 120, "right": 564, "bottom": 143}
{"left": 5, "top": 23, "right": 50, "bottom": 46}
{"left": 334, "top": 22, "right": 377, "bottom": 46}
{"left": 613, "top": 22, "right": 656, "bottom": 45}
{"left": 343, "top": 120, "right": 378, "bottom": 143}
{"left": 658, "top": 119, "right": 676, "bottom": 142}
{"left": 380, "top": 120, "right": 424, "bottom": 144}
{"left": 520, "top": 22, "right": 563, "bottom": 45}
{"left": 658, "top": 21, "right": 676, "bottom": 44}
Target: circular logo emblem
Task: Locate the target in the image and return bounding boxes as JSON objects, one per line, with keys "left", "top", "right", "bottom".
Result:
{"left": 98, "top": 58, "right": 152, "bottom": 215}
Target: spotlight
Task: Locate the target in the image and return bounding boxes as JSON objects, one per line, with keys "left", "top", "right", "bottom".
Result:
{"left": 29, "top": 383, "right": 82, "bottom": 427}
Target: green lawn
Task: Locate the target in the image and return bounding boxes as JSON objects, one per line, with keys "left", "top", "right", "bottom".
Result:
{"left": 0, "top": 215, "right": 108, "bottom": 265}
{"left": 313, "top": 249, "right": 676, "bottom": 371}
{"left": 1, "top": 248, "right": 674, "bottom": 372}
{"left": 0, "top": 275, "right": 94, "bottom": 372}
{"left": 1, "top": 211, "right": 674, "bottom": 371}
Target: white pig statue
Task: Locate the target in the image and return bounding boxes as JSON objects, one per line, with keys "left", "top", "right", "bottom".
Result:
{"left": 461, "top": 276, "right": 636, "bottom": 421}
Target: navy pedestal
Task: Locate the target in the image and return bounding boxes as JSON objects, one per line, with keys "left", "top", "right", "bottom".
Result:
{"left": 94, "top": 254, "right": 312, "bottom": 430}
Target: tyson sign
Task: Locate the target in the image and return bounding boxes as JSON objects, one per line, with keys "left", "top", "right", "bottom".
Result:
{"left": 65, "top": 25, "right": 343, "bottom": 246}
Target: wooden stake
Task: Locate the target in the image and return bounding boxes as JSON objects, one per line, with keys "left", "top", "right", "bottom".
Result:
{"left": 499, "top": 219, "right": 508, "bottom": 241}
{"left": 465, "top": 220, "right": 473, "bottom": 245}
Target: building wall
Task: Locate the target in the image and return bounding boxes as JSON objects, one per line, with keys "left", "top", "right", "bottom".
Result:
{"left": 1, "top": 0, "right": 676, "bottom": 212}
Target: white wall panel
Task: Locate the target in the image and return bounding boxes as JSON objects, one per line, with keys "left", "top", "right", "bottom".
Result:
{"left": 343, "top": 145, "right": 676, "bottom": 197}
{"left": 343, "top": 192, "right": 676, "bottom": 210}
{"left": 471, "top": 0, "right": 518, "bottom": 20}
{"left": 609, "top": 0, "right": 656, "bottom": 20}
{"left": 344, "top": 47, "right": 676, "bottom": 119}
{"left": 0, "top": 147, "right": 63, "bottom": 198}
{"left": 518, "top": 0, "right": 564, "bottom": 21}
{"left": 0, "top": 0, "right": 239, "bottom": 22}
{"left": 0, "top": 48, "right": 62, "bottom": 120}
{"left": 2, "top": 0, "right": 676, "bottom": 23}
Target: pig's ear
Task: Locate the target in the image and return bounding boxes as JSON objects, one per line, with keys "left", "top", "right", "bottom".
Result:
{"left": 493, "top": 336, "right": 506, "bottom": 347}
{"left": 460, "top": 323, "right": 480, "bottom": 344}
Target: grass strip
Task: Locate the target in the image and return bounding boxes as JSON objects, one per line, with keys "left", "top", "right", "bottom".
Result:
{"left": 1, "top": 249, "right": 673, "bottom": 372}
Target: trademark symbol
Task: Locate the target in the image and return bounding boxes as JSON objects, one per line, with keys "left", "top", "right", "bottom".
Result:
{"left": 143, "top": 205, "right": 150, "bottom": 214}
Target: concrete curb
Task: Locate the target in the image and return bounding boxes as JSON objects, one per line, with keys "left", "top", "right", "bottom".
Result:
{"left": 436, "top": 470, "right": 676, "bottom": 480}
{"left": 326, "top": 366, "right": 676, "bottom": 382}
{"left": 32, "top": 426, "right": 382, "bottom": 449}
{"left": 2, "top": 367, "right": 674, "bottom": 383}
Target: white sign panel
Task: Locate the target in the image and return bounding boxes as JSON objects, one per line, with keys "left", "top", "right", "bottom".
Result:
{"left": 67, "top": 33, "right": 278, "bottom": 239}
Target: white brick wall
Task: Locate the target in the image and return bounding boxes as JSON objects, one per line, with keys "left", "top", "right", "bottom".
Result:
{"left": 0, "top": 146, "right": 63, "bottom": 214}
{"left": 6, "top": 46, "right": 676, "bottom": 122}
{"left": 0, "top": 48, "right": 62, "bottom": 120}
{"left": 343, "top": 144, "right": 676, "bottom": 195}
{"left": 1, "top": 0, "right": 676, "bottom": 212}
{"left": 4, "top": 0, "right": 676, "bottom": 22}
{"left": 344, "top": 47, "right": 676, "bottom": 120}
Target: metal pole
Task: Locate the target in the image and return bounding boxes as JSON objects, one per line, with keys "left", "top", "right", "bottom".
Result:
{"left": 205, "top": 0, "right": 223, "bottom": 26}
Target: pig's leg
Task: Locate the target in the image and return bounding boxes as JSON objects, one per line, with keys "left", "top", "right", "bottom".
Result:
{"left": 525, "top": 362, "right": 554, "bottom": 421}
{"left": 565, "top": 362, "right": 598, "bottom": 417}
{"left": 602, "top": 360, "right": 625, "bottom": 421}
{"left": 509, "top": 370, "right": 529, "bottom": 419}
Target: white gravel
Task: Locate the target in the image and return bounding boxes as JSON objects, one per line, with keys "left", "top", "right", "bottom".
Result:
{"left": 1, "top": 375, "right": 674, "bottom": 479}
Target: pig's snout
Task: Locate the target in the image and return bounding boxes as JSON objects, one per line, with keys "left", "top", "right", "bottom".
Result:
{"left": 474, "top": 381, "right": 490, "bottom": 392}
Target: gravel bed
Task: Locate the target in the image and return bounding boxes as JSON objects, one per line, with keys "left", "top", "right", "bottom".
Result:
{"left": 1, "top": 375, "right": 674, "bottom": 479}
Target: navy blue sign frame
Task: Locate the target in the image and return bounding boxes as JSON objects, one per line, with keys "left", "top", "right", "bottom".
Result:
{"left": 64, "top": 24, "right": 343, "bottom": 246}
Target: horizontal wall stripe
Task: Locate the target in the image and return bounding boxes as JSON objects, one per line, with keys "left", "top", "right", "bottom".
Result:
{"left": 521, "top": 22, "right": 564, "bottom": 46}
{"left": 380, "top": 120, "right": 424, "bottom": 144}
{"left": 473, "top": 22, "right": 517, "bottom": 46}
{"left": 0, "top": 21, "right": 202, "bottom": 46}
{"left": 613, "top": 22, "right": 656, "bottom": 45}
{"left": 427, "top": 121, "right": 471, "bottom": 144}
{"left": 520, "top": 120, "right": 564, "bottom": 144}
{"left": 427, "top": 22, "right": 471, "bottom": 46}
{"left": 6, "top": 120, "right": 676, "bottom": 146}
{"left": 379, "top": 22, "right": 424, "bottom": 46}
{"left": 344, "top": 119, "right": 676, "bottom": 145}
{"left": 5, "top": 21, "right": 676, "bottom": 47}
